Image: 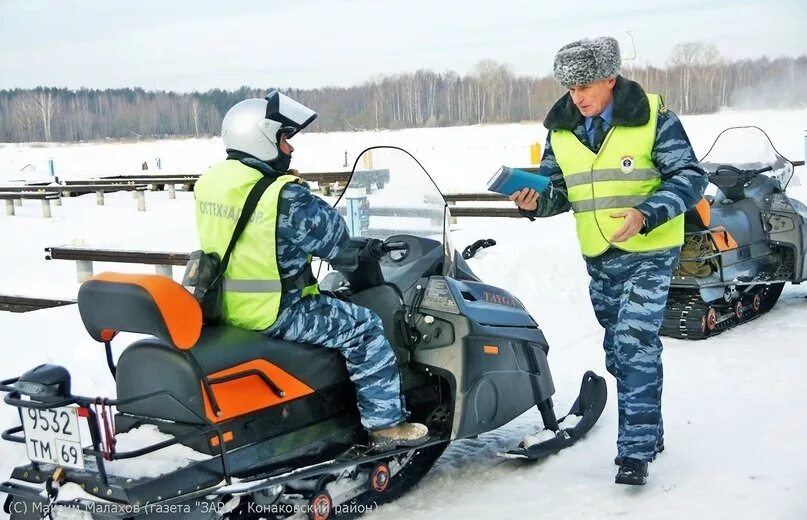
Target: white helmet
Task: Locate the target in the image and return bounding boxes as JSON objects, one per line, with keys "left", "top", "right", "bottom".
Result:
{"left": 221, "top": 90, "right": 318, "bottom": 161}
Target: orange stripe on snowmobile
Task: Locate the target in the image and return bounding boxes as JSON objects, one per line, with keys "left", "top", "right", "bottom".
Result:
{"left": 709, "top": 226, "right": 738, "bottom": 251}
{"left": 91, "top": 272, "right": 202, "bottom": 349}
{"left": 483, "top": 345, "right": 499, "bottom": 355}
{"left": 210, "top": 431, "right": 234, "bottom": 447}
{"left": 202, "top": 360, "right": 315, "bottom": 423}
{"left": 695, "top": 197, "right": 711, "bottom": 227}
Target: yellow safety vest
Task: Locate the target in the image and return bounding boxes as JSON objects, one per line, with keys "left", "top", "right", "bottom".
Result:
{"left": 194, "top": 160, "right": 317, "bottom": 330}
{"left": 551, "top": 93, "right": 684, "bottom": 257}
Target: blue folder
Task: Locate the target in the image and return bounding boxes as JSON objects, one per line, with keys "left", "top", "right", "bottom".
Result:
{"left": 486, "top": 166, "right": 550, "bottom": 196}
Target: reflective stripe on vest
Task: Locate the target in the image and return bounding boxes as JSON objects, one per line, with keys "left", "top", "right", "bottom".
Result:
{"left": 551, "top": 92, "right": 684, "bottom": 257}
{"left": 195, "top": 161, "right": 317, "bottom": 330}
{"left": 223, "top": 279, "right": 283, "bottom": 293}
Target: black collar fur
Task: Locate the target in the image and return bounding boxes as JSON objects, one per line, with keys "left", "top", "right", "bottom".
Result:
{"left": 543, "top": 76, "right": 650, "bottom": 131}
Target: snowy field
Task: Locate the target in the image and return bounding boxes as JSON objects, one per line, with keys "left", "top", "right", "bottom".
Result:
{"left": 0, "top": 109, "right": 806, "bottom": 519}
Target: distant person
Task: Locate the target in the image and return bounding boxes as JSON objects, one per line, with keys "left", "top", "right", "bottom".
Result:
{"left": 511, "top": 36, "right": 707, "bottom": 485}
{"left": 193, "top": 91, "right": 428, "bottom": 448}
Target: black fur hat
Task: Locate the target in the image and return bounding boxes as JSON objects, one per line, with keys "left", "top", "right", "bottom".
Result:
{"left": 553, "top": 36, "right": 621, "bottom": 88}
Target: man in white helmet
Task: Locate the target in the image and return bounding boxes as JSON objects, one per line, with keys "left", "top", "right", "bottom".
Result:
{"left": 193, "top": 91, "right": 429, "bottom": 448}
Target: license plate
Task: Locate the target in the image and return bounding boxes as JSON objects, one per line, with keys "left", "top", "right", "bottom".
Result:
{"left": 21, "top": 406, "right": 85, "bottom": 470}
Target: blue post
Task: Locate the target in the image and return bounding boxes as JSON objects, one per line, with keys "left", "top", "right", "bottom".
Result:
{"left": 48, "top": 159, "right": 55, "bottom": 177}
{"left": 155, "top": 157, "right": 162, "bottom": 170}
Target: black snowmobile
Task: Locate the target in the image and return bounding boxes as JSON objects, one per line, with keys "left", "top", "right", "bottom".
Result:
{"left": 0, "top": 147, "right": 606, "bottom": 520}
{"left": 662, "top": 126, "right": 807, "bottom": 339}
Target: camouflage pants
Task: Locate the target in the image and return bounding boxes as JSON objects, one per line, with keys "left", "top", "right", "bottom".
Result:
{"left": 585, "top": 247, "right": 679, "bottom": 462}
{"left": 263, "top": 294, "right": 406, "bottom": 431}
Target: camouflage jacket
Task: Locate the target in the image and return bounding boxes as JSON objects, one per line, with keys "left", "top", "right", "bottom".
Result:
{"left": 521, "top": 76, "right": 708, "bottom": 233}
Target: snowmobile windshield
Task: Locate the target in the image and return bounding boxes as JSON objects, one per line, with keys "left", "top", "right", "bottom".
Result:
{"left": 699, "top": 126, "right": 795, "bottom": 189}
{"left": 335, "top": 146, "right": 453, "bottom": 275}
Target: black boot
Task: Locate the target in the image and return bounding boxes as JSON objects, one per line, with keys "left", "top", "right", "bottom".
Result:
{"left": 615, "top": 457, "right": 648, "bottom": 486}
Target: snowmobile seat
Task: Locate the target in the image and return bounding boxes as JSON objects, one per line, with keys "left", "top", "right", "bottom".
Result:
{"left": 77, "top": 272, "right": 203, "bottom": 349}
{"left": 684, "top": 197, "right": 739, "bottom": 251}
{"left": 77, "top": 273, "right": 351, "bottom": 425}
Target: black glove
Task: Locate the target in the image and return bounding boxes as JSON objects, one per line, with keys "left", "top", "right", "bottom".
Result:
{"left": 361, "top": 238, "right": 386, "bottom": 260}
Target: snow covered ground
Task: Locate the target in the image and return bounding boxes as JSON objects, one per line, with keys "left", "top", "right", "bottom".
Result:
{"left": 1, "top": 109, "right": 806, "bottom": 519}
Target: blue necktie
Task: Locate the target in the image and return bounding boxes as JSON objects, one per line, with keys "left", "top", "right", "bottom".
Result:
{"left": 591, "top": 116, "right": 606, "bottom": 151}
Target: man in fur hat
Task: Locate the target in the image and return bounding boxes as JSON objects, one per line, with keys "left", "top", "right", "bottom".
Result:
{"left": 512, "top": 36, "right": 707, "bottom": 485}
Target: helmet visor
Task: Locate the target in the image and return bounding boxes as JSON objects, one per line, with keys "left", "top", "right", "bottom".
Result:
{"left": 265, "top": 90, "right": 318, "bottom": 138}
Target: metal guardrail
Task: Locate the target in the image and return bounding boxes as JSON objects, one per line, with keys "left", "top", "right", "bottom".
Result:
{"left": 45, "top": 247, "right": 191, "bottom": 282}
{"left": 56, "top": 171, "right": 354, "bottom": 186}
{"left": 450, "top": 207, "right": 520, "bottom": 217}
{"left": 0, "top": 295, "right": 76, "bottom": 313}
{"left": 45, "top": 247, "right": 191, "bottom": 265}
{"left": 0, "top": 184, "right": 146, "bottom": 193}
{"left": 444, "top": 193, "right": 508, "bottom": 202}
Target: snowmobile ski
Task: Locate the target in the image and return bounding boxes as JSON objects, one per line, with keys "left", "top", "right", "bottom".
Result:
{"left": 503, "top": 371, "right": 607, "bottom": 460}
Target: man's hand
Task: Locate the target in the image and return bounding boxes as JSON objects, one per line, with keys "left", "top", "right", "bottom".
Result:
{"left": 610, "top": 209, "right": 646, "bottom": 242}
{"left": 510, "top": 188, "right": 539, "bottom": 211}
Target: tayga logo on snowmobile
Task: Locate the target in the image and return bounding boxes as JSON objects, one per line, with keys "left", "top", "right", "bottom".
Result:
{"left": 482, "top": 289, "right": 522, "bottom": 309}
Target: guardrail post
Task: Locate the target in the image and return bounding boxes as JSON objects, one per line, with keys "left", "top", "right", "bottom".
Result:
{"left": 41, "top": 199, "right": 52, "bottom": 218}
{"left": 155, "top": 265, "right": 173, "bottom": 278}
{"left": 13, "top": 199, "right": 22, "bottom": 207}
{"left": 77, "top": 260, "right": 93, "bottom": 283}
{"left": 136, "top": 190, "right": 146, "bottom": 212}
{"left": 167, "top": 183, "right": 176, "bottom": 200}
{"left": 54, "top": 195, "right": 62, "bottom": 206}
{"left": 96, "top": 191, "right": 105, "bottom": 205}
{"left": 447, "top": 201, "right": 458, "bottom": 225}
{"left": 5, "top": 200, "right": 15, "bottom": 216}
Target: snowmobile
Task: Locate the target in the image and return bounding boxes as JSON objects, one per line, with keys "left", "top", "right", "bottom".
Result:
{"left": 0, "top": 147, "right": 606, "bottom": 520}
{"left": 661, "top": 126, "right": 807, "bottom": 339}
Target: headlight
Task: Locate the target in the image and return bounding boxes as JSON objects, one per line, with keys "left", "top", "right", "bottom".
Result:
{"left": 14, "top": 365, "right": 71, "bottom": 401}
{"left": 13, "top": 381, "right": 53, "bottom": 396}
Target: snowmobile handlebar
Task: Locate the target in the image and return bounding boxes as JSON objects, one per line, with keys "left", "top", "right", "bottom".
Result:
{"left": 363, "top": 239, "right": 408, "bottom": 260}
{"left": 710, "top": 164, "right": 774, "bottom": 189}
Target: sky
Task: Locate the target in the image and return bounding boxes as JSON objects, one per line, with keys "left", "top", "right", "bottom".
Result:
{"left": 0, "top": 0, "right": 805, "bottom": 92}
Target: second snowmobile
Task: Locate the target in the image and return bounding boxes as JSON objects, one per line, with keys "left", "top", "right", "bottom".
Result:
{"left": 0, "top": 147, "right": 605, "bottom": 520}
{"left": 661, "top": 126, "right": 807, "bottom": 339}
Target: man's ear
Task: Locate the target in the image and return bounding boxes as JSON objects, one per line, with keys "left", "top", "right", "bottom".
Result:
{"left": 606, "top": 78, "right": 617, "bottom": 89}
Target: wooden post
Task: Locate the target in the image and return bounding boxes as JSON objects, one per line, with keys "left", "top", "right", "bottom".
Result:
{"left": 136, "top": 190, "right": 146, "bottom": 212}
{"left": 96, "top": 191, "right": 105, "bottom": 205}
{"left": 5, "top": 200, "right": 15, "bottom": 216}
{"left": 77, "top": 260, "right": 94, "bottom": 283}
{"left": 54, "top": 195, "right": 62, "bottom": 206}
{"left": 41, "top": 199, "right": 52, "bottom": 218}
{"left": 155, "top": 265, "right": 173, "bottom": 278}
{"left": 167, "top": 184, "right": 176, "bottom": 200}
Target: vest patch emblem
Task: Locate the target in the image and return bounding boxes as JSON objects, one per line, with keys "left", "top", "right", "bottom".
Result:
{"left": 620, "top": 156, "right": 635, "bottom": 174}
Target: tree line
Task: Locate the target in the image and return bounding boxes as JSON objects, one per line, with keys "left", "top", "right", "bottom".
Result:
{"left": 1, "top": 42, "right": 804, "bottom": 143}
